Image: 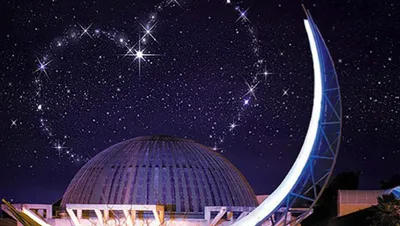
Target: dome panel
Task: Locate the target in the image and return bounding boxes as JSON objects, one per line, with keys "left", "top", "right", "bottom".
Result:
{"left": 61, "top": 135, "right": 257, "bottom": 213}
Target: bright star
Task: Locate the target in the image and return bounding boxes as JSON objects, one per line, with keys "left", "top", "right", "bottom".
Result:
{"left": 244, "top": 99, "right": 250, "bottom": 105}
{"left": 236, "top": 7, "right": 250, "bottom": 23}
{"left": 10, "top": 119, "right": 18, "bottom": 128}
{"left": 167, "top": 0, "right": 183, "bottom": 8}
{"left": 52, "top": 140, "right": 68, "bottom": 157}
{"left": 243, "top": 79, "right": 260, "bottom": 100}
{"left": 283, "top": 88, "right": 290, "bottom": 96}
{"left": 229, "top": 121, "right": 238, "bottom": 131}
{"left": 78, "top": 23, "right": 93, "bottom": 38}
{"left": 212, "top": 143, "right": 221, "bottom": 151}
{"left": 140, "top": 22, "right": 159, "bottom": 43}
{"left": 34, "top": 57, "right": 52, "bottom": 78}
{"left": 136, "top": 50, "right": 144, "bottom": 59}
{"left": 123, "top": 36, "right": 162, "bottom": 76}
{"left": 123, "top": 46, "right": 135, "bottom": 58}
{"left": 258, "top": 66, "right": 273, "bottom": 82}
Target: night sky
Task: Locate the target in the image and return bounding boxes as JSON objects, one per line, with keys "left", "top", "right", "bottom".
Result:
{"left": 0, "top": 0, "right": 399, "bottom": 204}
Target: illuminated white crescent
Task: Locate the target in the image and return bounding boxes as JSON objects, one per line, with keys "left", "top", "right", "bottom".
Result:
{"left": 233, "top": 16, "right": 329, "bottom": 226}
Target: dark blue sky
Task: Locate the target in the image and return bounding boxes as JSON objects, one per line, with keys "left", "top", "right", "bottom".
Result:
{"left": 0, "top": 0, "right": 399, "bottom": 204}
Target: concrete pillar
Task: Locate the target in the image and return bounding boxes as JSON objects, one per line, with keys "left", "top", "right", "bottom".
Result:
{"left": 66, "top": 209, "right": 80, "bottom": 226}
{"left": 131, "top": 210, "right": 136, "bottom": 222}
{"left": 123, "top": 210, "right": 134, "bottom": 226}
{"left": 227, "top": 211, "right": 233, "bottom": 221}
{"left": 77, "top": 209, "right": 82, "bottom": 219}
{"left": 46, "top": 206, "right": 52, "bottom": 219}
{"left": 104, "top": 209, "right": 109, "bottom": 221}
{"left": 159, "top": 210, "right": 164, "bottom": 224}
{"left": 205, "top": 207, "right": 211, "bottom": 222}
{"left": 94, "top": 209, "right": 104, "bottom": 226}
{"left": 38, "top": 209, "right": 44, "bottom": 217}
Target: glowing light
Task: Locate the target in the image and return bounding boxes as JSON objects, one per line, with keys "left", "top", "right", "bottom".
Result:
{"left": 140, "top": 22, "right": 158, "bottom": 43}
{"left": 123, "top": 36, "right": 162, "bottom": 76}
{"left": 236, "top": 8, "right": 250, "bottom": 23}
{"left": 233, "top": 19, "right": 324, "bottom": 225}
{"left": 258, "top": 66, "right": 273, "bottom": 82}
{"left": 136, "top": 50, "right": 144, "bottom": 59}
{"left": 212, "top": 143, "right": 220, "bottom": 151}
{"left": 123, "top": 46, "right": 135, "bottom": 58}
{"left": 244, "top": 99, "right": 250, "bottom": 105}
{"left": 229, "top": 121, "right": 238, "bottom": 131}
{"left": 34, "top": 57, "right": 52, "bottom": 78}
{"left": 78, "top": 23, "right": 93, "bottom": 38}
{"left": 10, "top": 119, "right": 18, "bottom": 128}
{"left": 282, "top": 88, "right": 290, "bottom": 96}
{"left": 52, "top": 140, "right": 68, "bottom": 157}
{"left": 243, "top": 79, "right": 259, "bottom": 100}
{"left": 167, "top": 0, "right": 183, "bottom": 8}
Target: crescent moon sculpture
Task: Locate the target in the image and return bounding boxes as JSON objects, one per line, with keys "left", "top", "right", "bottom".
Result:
{"left": 234, "top": 6, "right": 342, "bottom": 226}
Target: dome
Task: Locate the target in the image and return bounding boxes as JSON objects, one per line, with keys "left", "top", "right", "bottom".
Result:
{"left": 61, "top": 135, "right": 257, "bottom": 213}
{"left": 384, "top": 186, "right": 400, "bottom": 199}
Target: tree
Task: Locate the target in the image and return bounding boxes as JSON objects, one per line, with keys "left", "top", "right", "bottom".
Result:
{"left": 371, "top": 194, "right": 400, "bottom": 226}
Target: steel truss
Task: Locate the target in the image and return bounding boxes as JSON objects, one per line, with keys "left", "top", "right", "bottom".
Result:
{"left": 276, "top": 7, "right": 343, "bottom": 225}
{"left": 235, "top": 6, "right": 342, "bottom": 225}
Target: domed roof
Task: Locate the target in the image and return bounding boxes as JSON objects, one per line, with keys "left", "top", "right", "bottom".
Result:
{"left": 61, "top": 135, "right": 257, "bottom": 213}
{"left": 384, "top": 186, "right": 400, "bottom": 199}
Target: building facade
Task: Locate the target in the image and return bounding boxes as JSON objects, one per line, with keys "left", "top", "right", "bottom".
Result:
{"left": 3, "top": 135, "right": 298, "bottom": 226}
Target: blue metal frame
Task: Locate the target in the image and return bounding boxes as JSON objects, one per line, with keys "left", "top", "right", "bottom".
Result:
{"left": 280, "top": 7, "right": 342, "bottom": 225}
{"left": 263, "top": 7, "right": 342, "bottom": 225}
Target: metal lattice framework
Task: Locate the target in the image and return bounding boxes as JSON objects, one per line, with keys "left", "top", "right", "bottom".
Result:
{"left": 234, "top": 6, "right": 342, "bottom": 226}
{"left": 61, "top": 135, "right": 258, "bottom": 214}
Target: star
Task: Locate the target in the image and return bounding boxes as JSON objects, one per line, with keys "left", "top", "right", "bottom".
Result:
{"left": 236, "top": 7, "right": 250, "bottom": 23}
{"left": 140, "top": 22, "right": 159, "bottom": 43}
{"left": 52, "top": 140, "right": 68, "bottom": 157}
{"left": 244, "top": 98, "right": 250, "bottom": 106}
{"left": 34, "top": 57, "right": 52, "bottom": 78}
{"left": 167, "top": 0, "right": 183, "bottom": 8}
{"left": 10, "top": 119, "right": 18, "bottom": 128}
{"left": 78, "top": 23, "right": 93, "bottom": 38}
{"left": 212, "top": 143, "right": 221, "bottom": 151}
{"left": 124, "top": 36, "right": 162, "bottom": 76}
{"left": 243, "top": 79, "right": 260, "bottom": 100}
{"left": 229, "top": 121, "right": 238, "bottom": 131}
{"left": 123, "top": 46, "right": 135, "bottom": 58}
{"left": 283, "top": 88, "right": 290, "bottom": 96}
{"left": 258, "top": 66, "right": 273, "bottom": 82}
